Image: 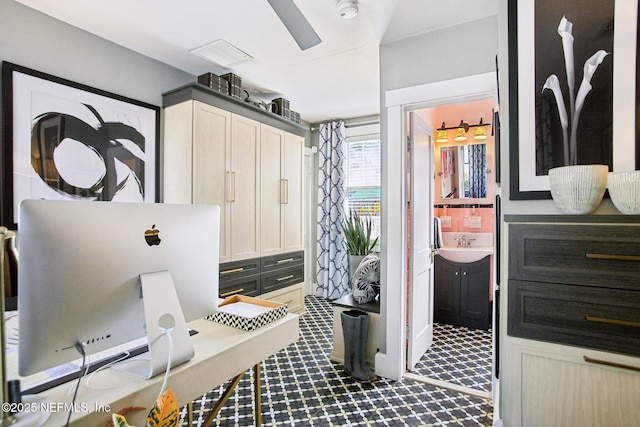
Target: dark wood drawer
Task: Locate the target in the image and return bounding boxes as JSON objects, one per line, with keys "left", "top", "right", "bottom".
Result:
{"left": 219, "top": 273, "right": 261, "bottom": 298}
{"left": 261, "top": 251, "right": 304, "bottom": 271}
{"left": 508, "top": 223, "right": 640, "bottom": 290}
{"left": 219, "top": 257, "right": 260, "bottom": 282}
{"left": 508, "top": 280, "right": 640, "bottom": 357}
{"left": 261, "top": 264, "right": 304, "bottom": 294}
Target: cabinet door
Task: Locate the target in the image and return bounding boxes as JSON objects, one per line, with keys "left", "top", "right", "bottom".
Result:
{"left": 192, "top": 101, "right": 232, "bottom": 263}
{"left": 260, "top": 125, "right": 284, "bottom": 255}
{"left": 460, "top": 256, "right": 490, "bottom": 329}
{"left": 283, "top": 132, "right": 304, "bottom": 252}
{"left": 163, "top": 101, "right": 194, "bottom": 204}
{"left": 230, "top": 114, "right": 261, "bottom": 261}
{"left": 434, "top": 256, "right": 459, "bottom": 325}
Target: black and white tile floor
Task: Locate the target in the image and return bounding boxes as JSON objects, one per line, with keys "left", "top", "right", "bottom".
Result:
{"left": 182, "top": 296, "right": 493, "bottom": 426}
{"left": 411, "top": 323, "right": 492, "bottom": 393}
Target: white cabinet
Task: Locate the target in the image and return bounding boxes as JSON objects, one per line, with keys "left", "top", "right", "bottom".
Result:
{"left": 260, "top": 125, "right": 304, "bottom": 256}
{"left": 163, "top": 101, "right": 260, "bottom": 263}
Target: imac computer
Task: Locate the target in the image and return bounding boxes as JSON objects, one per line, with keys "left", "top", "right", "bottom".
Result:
{"left": 18, "top": 199, "right": 220, "bottom": 380}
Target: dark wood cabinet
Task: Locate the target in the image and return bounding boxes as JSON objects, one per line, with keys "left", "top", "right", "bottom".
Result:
{"left": 434, "top": 255, "right": 490, "bottom": 330}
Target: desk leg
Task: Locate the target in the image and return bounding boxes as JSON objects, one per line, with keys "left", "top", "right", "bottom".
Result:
{"left": 253, "top": 363, "right": 262, "bottom": 426}
{"left": 202, "top": 372, "right": 245, "bottom": 426}
{"left": 187, "top": 402, "right": 193, "bottom": 426}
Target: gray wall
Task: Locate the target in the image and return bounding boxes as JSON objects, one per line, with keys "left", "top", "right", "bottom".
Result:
{"left": 377, "top": 15, "right": 499, "bottom": 355}
{"left": 0, "top": 0, "right": 194, "bottom": 109}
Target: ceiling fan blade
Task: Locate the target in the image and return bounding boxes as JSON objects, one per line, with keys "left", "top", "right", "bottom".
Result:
{"left": 267, "top": 0, "right": 322, "bottom": 50}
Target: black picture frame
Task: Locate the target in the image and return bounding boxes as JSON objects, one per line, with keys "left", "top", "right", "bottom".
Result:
{"left": 1, "top": 62, "right": 160, "bottom": 228}
{"left": 508, "top": 0, "right": 638, "bottom": 200}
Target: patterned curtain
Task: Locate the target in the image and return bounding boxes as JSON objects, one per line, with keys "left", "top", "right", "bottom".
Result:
{"left": 316, "top": 120, "right": 349, "bottom": 299}
{"left": 468, "top": 143, "right": 487, "bottom": 198}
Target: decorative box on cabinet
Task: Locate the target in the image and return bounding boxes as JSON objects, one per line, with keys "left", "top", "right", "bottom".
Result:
{"left": 502, "top": 215, "right": 640, "bottom": 427}
{"left": 434, "top": 255, "right": 490, "bottom": 330}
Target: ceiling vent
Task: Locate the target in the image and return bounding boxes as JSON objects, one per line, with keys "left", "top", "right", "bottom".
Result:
{"left": 190, "top": 39, "right": 253, "bottom": 67}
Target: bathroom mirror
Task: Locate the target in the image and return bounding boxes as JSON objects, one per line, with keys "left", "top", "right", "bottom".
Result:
{"left": 440, "top": 143, "right": 487, "bottom": 199}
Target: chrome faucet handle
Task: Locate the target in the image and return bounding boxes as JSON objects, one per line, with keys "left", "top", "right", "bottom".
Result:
{"left": 467, "top": 238, "right": 476, "bottom": 248}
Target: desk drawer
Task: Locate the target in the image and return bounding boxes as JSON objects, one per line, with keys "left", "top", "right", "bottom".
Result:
{"left": 509, "top": 224, "right": 640, "bottom": 290}
{"left": 261, "top": 251, "right": 304, "bottom": 271}
{"left": 261, "top": 264, "right": 304, "bottom": 294}
{"left": 508, "top": 280, "right": 640, "bottom": 357}
{"left": 219, "top": 273, "right": 261, "bottom": 298}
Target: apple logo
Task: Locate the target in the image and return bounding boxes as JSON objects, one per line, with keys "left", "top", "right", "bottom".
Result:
{"left": 144, "top": 225, "right": 161, "bottom": 246}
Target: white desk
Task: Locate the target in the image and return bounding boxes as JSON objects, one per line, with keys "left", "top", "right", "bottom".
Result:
{"left": 13, "top": 314, "right": 299, "bottom": 426}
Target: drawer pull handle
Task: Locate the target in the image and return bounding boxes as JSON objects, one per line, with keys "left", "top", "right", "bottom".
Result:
{"left": 276, "top": 258, "right": 295, "bottom": 264}
{"left": 586, "top": 315, "right": 640, "bottom": 328}
{"left": 585, "top": 253, "right": 640, "bottom": 262}
{"left": 583, "top": 356, "right": 640, "bottom": 373}
{"left": 220, "top": 288, "right": 244, "bottom": 297}
{"left": 276, "top": 274, "right": 294, "bottom": 282}
{"left": 220, "top": 267, "right": 244, "bottom": 275}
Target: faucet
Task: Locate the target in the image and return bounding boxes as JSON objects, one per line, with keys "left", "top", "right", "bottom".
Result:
{"left": 460, "top": 235, "right": 466, "bottom": 248}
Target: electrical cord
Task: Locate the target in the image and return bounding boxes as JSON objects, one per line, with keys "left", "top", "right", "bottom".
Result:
{"left": 66, "top": 342, "right": 87, "bottom": 427}
{"left": 157, "top": 326, "right": 174, "bottom": 400}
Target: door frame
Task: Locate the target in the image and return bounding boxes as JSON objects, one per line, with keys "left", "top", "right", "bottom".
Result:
{"left": 376, "top": 72, "right": 497, "bottom": 381}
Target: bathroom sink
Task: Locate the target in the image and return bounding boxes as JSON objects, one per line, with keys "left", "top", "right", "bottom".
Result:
{"left": 437, "top": 246, "right": 494, "bottom": 263}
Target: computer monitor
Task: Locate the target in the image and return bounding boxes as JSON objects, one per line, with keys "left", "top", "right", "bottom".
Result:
{"left": 18, "top": 199, "right": 220, "bottom": 378}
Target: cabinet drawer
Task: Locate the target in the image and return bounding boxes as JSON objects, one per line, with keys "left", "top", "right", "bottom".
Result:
{"left": 219, "top": 257, "right": 260, "bottom": 282}
{"left": 219, "top": 273, "right": 261, "bottom": 298}
{"left": 508, "top": 280, "right": 640, "bottom": 357}
{"left": 261, "top": 264, "right": 304, "bottom": 294}
{"left": 261, "top": 251, "right": 304, "bottom": 271}
{"left": 509, "top": 223, "right": 640, "bottom": 290}
{"left": 261, "top": 283, "right": 305, "bottom": 314}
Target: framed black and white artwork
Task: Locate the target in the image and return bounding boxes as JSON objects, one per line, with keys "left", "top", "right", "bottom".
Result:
{"left": 2, "top": 62, "right": 160, "bottom": 227}
{"left": 508, "top": 0, "right": 638, "bottom": 199}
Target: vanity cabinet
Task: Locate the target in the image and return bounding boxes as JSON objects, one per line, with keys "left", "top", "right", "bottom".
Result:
{"left": 434, "top": 255, "right": 490, "bottom": 330}
{"left": 502, "top": 216, "right": 640, "bottom": 426}
{"left": 163, "top": 84, "right": 307, "bottom": 313}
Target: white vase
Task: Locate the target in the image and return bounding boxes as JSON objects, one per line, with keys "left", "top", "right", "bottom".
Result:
{"left": 607, "top": 171, "right": 640, "bottom": 215}
{"left": 548, "top": 165, "right": 608, "bottom": 214}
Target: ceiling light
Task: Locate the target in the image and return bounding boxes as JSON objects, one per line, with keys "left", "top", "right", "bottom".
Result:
{"left": 191, "top": 39, "right": 253, "bottom": 67}
{"left": 337, "top": 0, "right": 358, "bottom": 19}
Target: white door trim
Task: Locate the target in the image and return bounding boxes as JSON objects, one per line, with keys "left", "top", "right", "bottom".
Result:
{"left": 377, "top": 72, "right": 497, "bottom": 380}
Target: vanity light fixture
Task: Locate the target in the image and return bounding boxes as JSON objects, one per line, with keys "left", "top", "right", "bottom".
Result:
{"left": 436, "top": 122, "right": 448, "bottom": 143}
{"left": 474, "top": 118, "right": 488, "bottom": 140}
{"left": 436, "top": 118, "right": 491, "bottom": 142}
{"left": 454, "top": 120, "right": 469, "bottom": 141}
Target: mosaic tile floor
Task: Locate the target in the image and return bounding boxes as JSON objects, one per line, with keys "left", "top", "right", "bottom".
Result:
{"left": 411, "top": 323, "right": 493, "bottom": 393}
{"left": 182, "top": 296, "right": 493, "bottom": 426}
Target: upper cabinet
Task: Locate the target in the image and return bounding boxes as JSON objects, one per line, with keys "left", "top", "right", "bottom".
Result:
{"left": 162, "top": 85, "right": 306, "bottom": 263}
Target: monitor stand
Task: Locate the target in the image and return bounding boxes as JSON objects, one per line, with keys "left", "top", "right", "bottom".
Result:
{"left": 113, "top": 270, "right": 194, "bottom": 379}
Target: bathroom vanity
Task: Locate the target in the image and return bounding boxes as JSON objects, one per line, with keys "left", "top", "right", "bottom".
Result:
{"left": 434, "top": 254, "right": 491, "bottom": 330}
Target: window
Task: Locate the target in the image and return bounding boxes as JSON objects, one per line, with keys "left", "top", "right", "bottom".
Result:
{"left": 345, "top": 138, "right": 381, "bottom": 239}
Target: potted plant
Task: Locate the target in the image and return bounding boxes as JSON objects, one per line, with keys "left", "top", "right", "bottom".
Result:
{"left": 341, "top": 209, "right": 378, "bottom": 278}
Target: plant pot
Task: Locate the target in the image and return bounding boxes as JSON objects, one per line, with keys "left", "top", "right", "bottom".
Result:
{"left": 348, "top": 255, "right": 365, "bottom": 281}
{"left": 548, "top": 165, "right": 607, "bottom": 214}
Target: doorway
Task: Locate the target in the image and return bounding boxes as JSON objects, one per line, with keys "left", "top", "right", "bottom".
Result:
{"left": 377, "top": 72, "right": 498, "bottom": 405}
{"left": 405, "top": 99, "right": 495, "bottom": 398}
